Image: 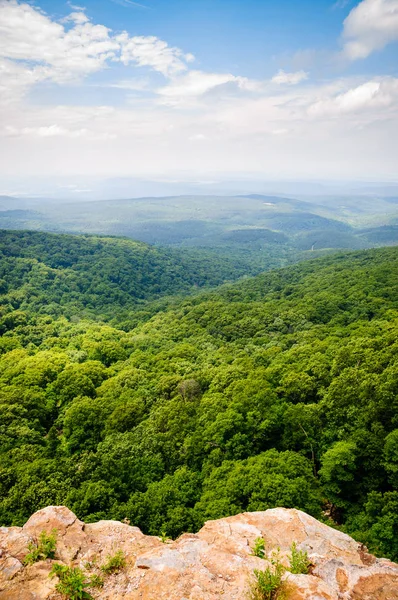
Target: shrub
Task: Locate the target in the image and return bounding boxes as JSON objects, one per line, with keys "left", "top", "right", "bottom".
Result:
{"left": 24, "top": 530, "right": 57, "bottom": 565}
{"left": 101, "top": 550, "right": 126, "bottom": 574}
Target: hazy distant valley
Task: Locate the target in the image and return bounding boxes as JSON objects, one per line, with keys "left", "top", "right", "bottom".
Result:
{"left": 1, "top": 192, "right": 397, "bottom": 277}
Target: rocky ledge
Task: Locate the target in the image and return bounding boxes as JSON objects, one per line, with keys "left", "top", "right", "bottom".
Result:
{"left": 1, "top": 506, "right": 398, "bottom": 599}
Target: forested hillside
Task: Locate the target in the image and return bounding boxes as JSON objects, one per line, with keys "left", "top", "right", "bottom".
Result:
{"left": 1, "top": 239, "right": 398, "bottom": 562}
{"left": 0, "top": 230, "right": 263, "bottom": 318}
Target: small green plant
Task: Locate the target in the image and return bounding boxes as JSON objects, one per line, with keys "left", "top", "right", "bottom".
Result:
{"left": 89, "top": 573, "right": 104, "bottom": 588}
{"left": 288, "top": 541, "right": 311, "bottom": 574}
{"left": 248, "top": 562, "right": 286, "bottom": 600}
{"left": 101, "top": 550, "right": 126, "bottom": 574}
{"left": 50, "top": 563, "right": 93, "bottom": 600}
{"left": 160, "top": 529, "right": 171, "bottom": 543}
{"left": 251, "top": 537, "right": 266, "bottom": 559}
{"left": 24, "top": 530, "right": 57, "bottom": 565}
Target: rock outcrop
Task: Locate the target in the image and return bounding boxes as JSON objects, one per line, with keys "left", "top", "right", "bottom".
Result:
{"left": 1, "top": 506, "right": 398, "bottom": 599}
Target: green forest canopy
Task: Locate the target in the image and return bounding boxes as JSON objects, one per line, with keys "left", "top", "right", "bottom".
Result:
{"left": 0, "top": 229, "right": 269, "bottom": 318}
{"left": 1, "top": 230, "right": 398, "bottom": 561}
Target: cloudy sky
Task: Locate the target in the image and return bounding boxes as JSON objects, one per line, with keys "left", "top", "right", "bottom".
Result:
{"left": 0, "top": 0, "right": 397, "bottom": 192}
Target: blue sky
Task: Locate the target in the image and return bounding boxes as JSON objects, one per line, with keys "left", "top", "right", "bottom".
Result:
{"left": 0, "top": 0, "right": 397, "bottom": 194}
{"left": 35, "top": 0, "right": 398, "bottom": 77}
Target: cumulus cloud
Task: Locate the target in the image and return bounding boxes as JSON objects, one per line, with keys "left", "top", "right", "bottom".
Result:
{"left": 0, "top": 0, "right": 194, "bottom": 104}
{"left": 0, "top": 0, "right": 397, "bottom": 181}
{"left": 342, "top": 0, "right": 398, "bottom": 59}
{"left": 271, "top": 69, "right": 308, "bottom": 85}
{"left": 62, "top": 11, "right": 90, "bottom": 24}
{"left": 0, "top": 57, "right": 48, "bottom": 105}
{"left": 117, "top": 34, "right": 194, "bottom": 77}
{"left": 0, "top": 1, "right": 119, "bottom": 82}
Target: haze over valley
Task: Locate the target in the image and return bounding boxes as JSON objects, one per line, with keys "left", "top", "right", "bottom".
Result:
{"left": 1, "top": 189, "right": 398, "bottom": 278}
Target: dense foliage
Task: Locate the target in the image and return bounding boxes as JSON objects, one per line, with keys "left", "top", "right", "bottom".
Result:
{"left": 0, "top": 230, "right": 265, "bottom": 318}
{"left": 1, "top": 234, "right": 398, "bottom": 561}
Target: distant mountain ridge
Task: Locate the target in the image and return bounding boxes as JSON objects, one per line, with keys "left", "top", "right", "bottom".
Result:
{"left": 0, "top": 194, "right": 397, "bottom": 253}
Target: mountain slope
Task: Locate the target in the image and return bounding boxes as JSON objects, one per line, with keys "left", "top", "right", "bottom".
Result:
{"left": 0, "top": 230, "right": 263, "bottom": 317}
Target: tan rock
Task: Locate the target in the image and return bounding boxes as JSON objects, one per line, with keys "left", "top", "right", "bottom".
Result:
{"left": 0, "top": 526, "right": 32, "bottom": 562}
{"left": 22, "top": 505, "right": 86, "bottom": 563}
{"left": 0, "top": 556, "right": 23, "bottom": 582}
{"left": 0, "top": 505, "right": 397, "bottom": 599}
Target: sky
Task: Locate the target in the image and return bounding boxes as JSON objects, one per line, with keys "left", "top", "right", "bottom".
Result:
{"left": 0, "top": 0, "right": 397, "bottom": 196}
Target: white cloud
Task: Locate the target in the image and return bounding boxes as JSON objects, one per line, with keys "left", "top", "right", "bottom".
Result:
{"left": 116, "top": 33, "right": 194, "bottom": 76}
{"left": 0, "top": 1, "right": 119, "bottom": 83}
{"left": 3, "top": 123, "right": 120, "bottom": 140}
{"left": 0, "top": 57, "right": 47, "bottom": 105}
{"left": 342, "top": 0, "right": 398, "bottom": 59}
{"left": 111, "top": 0, "right": 148, "bottom": 7}
{"left": 157, "top": 70, "right": 257, "bottom": 106}
{"left": 271, "top": 128, "right": 290, "bottom": 135}
{"left": 308, "top": 77, "right": 398, "bottom": 116}
{"left": 63, "top": 11, "right": 90, "bottom": 24}
{"left": 0, "top": 0, "right": 194, "bottom": 105}
{"left": 271, "top": 69, "right": 308, "bottom": 85}
{"left": 189, "top": 133, "right": 207, "bottom": 141}
{"left": 0, "top": 0, "right": 397, "bottom": 181}
{"left": 101, "top": 78, "right": 149, "bottom": 91}
{"left": 4, "top": 124, "right": 89, "bottom": 138}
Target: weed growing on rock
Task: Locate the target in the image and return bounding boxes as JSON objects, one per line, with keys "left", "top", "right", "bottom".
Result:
{"left": 248, "top": 562, "right": 286, "bottom": 600}
{"left": 24, "top": 530, "right": 57, "bottom": 565}
{"left": 288, "top": 542, "right": 311, "bottom": 574}
{"left": 89, "top": 573, "right": 104, "bottom": 588}
{"left": 248, "top": 542, "right": 309, "bottom": 599}
{"left": 50, "top": 563, "right": 93, "bottom": 600}
{"left": 101, "top": 550, "right": 126, "bottom": 574}
{"left": 160, "top": 529, "right": 171, "bottom": 543}
{"left": 251, "top": 537, "right": 266, "bottom": 559}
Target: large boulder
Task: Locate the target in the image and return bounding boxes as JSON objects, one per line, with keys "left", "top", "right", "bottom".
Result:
{"left": 0, "top": 505, "right": 397, "bottom": 599}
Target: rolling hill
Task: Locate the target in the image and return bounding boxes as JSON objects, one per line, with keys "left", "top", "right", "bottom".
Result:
{"left": 0, "top": 230, "right": 264, "bottom": 318}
